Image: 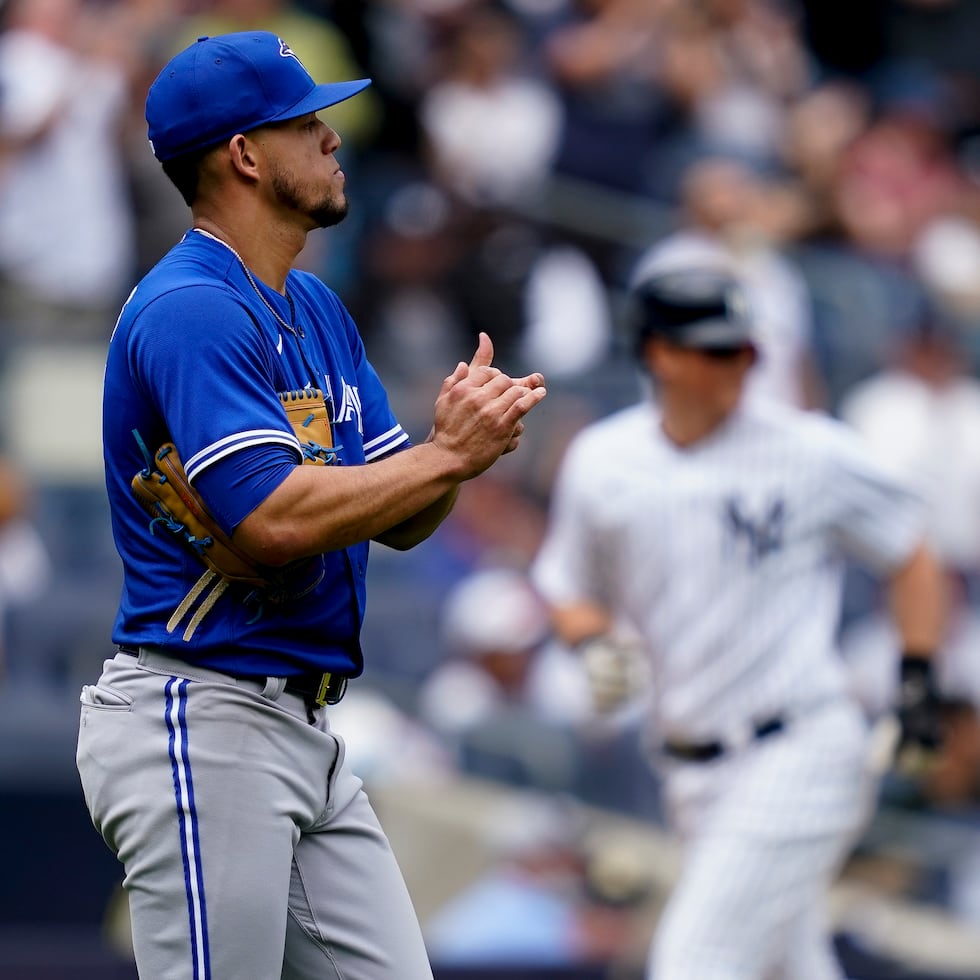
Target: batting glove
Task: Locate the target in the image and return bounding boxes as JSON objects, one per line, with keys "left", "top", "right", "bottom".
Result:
{"left": 576, "top": 633, "right": 650, "bottom": 715}
{"left": 895, "top": 652, "right": 945, "bottom": 775}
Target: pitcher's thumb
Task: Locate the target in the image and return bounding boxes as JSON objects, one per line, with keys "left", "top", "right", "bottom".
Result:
{"left": 468, "top": 332, "right": 494, "bottom": 371}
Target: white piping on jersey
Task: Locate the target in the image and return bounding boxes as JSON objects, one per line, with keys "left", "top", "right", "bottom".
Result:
{"left": 184, "top": 432, "right": 303, "bottom": 483}
{"left": 364, "top": 425, "right": 409, "bottom": 461}
{"left": 363, "top": 424, "right": 402, "bottom": 453}
{"left": 185, "top": 436, "right": 301, "bottom": 482}
{"left": 184, "top": 429, "right": 297, "bottom": 472}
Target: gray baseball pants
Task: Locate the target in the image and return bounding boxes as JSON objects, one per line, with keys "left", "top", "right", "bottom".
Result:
{"left": 76, "top": 648, "right": 434, "bottom": 980}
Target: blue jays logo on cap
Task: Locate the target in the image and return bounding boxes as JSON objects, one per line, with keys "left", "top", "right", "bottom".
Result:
{"left": 146, "top": 31, "right": 371, "bottom": 162}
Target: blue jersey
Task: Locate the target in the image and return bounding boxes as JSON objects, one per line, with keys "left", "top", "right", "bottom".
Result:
{"left": 103, "top": 230, "right": 410, "bottom": 677}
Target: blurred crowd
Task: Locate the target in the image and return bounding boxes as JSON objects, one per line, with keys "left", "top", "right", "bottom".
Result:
{"left": 3, "top": 0, "right": 980, "bottom": 974}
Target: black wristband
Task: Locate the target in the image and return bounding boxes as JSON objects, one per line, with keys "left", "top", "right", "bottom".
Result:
{"left": 900, "top": 653, "right": 937, "bottom": 704}
{"left": 900, "top": 653, "right": 934, "bottom": 681}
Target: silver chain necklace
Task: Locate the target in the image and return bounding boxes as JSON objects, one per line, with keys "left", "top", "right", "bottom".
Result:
{"left": 193, "top": 228, "right": 305, "bottom": 339}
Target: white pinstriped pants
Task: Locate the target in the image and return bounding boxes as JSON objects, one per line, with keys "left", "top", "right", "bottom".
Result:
{"left": 649, "top": 701, "right": 874, "bottom": 980}
{"left": 76, "top": 650, "right": 433, "bottom": 980}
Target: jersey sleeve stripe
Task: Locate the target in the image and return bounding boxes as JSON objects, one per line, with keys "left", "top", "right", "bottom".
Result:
{"left": 363, "top": 425, "right": 406, "bottom": 453}
{"left": 364, "top": 426, "right": 409, "bottom": 461}
{"left": 185, "top": 431, "right": 300, "bottom": 482}
{"left": 183, "top": 429, "right": 296, "bottom": 471}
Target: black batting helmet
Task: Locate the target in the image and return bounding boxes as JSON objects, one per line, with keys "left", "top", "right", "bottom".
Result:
{"left": 628, "top": 266, "right": 755, "bottom": 358}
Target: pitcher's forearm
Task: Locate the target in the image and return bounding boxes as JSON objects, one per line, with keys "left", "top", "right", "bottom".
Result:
{"left": 373, "top": 486, "right": 460, "bottom": 551}
{"left": 233, "top": 442, "right": 465, "bottom": 563}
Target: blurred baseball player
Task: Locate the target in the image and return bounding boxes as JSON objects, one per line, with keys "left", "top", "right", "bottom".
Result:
{"left": 531, "top": 266, "right": 946, "bottom": 979}
{"left": 75, "top": 31, "right": 546, "bottom": 980}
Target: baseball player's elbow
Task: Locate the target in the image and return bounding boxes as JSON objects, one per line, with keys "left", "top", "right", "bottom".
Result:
{"left": 233, "top": 471, "right": 327, "bottom": 564}
{"left": 234, "top": 513, "right": 307, "bottom": 566}
{"left": 373, "top": 523, "right": 427, "bottom": 551}
{"left": 374, "top": 487, "right": 459, "bottom": 551}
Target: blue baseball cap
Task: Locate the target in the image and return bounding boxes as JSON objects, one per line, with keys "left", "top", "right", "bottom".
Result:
{"left": 146, "top": 32, "right": 371, "bottom": 162}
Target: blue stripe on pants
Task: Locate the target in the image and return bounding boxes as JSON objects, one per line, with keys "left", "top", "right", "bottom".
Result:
{"left": 166, "top": 677, "right": 211, "bottom": 980}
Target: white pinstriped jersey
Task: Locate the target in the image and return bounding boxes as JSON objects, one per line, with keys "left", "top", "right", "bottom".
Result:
{"left": 532, "top": 397, "right": 927, "bottom": 742}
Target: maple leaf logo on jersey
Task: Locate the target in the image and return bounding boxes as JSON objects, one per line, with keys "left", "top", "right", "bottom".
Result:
{"left": 724, "top": 496, "right": 785, "bottom": 565}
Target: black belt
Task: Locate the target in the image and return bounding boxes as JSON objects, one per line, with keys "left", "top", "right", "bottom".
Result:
{"left": 663, "top": 716, "right": 785, "bottom": 763}
{"left": 117, "top": 646, "right": 347, "bottom": 707}
{"left": 283, "top": 672, "right": 348, "bottom": 707}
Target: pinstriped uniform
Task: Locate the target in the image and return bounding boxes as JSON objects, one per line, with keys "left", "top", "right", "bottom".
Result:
{"left": 532, "top": 396, "right": 927, "bottom": 979}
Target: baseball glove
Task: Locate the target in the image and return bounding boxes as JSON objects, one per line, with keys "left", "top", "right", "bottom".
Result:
{"left": 130, "top": 389, "right": 336, "bottom": 640}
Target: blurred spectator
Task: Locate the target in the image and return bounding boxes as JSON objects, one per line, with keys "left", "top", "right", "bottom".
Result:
{"left": 326, "top": 685, "right": 456, "bottom": 786}
{"left": 542, "top": 0, "right": 812, "bottom": 201}
{"left": 839, "top": 306, "right": 980, "bottom": 575}
{"left": 791, "top": 105, "right": 974, "bottom": 406}
{"left": 0, "top": 455, "right": 52, "bottom": 678}
{"left": 632, "top": 155, "right": 824, "bottom": 409}
{"left": 779, "top": 79, "right": 873, "bottom": 242}
{"left": 425, "top": 794, "right": 652, "bottom": 969}
{"left": 356, "top": 178, "right": 470, "bottom": 395}
{"left": 519, "top": 230, "right": 614, "bottom": 381}
{"left": 801, "top": 0, "right": 980, "bottom": 107}
{"left": 0, "top": 0, "right": 138, "bottom": 350}
{"left": 418, "top": 2, "right": 563, "bottom": 210}
{"left": 832, "top": 109, "right": 965, "bottom": 261}
{"left": 120, "top": 1, "right": 209, "bottom": 279}
{"left": 425, "top": 796, "right": 591, "bottom": 966}
{"left": 836, "top": 295, "right": 980, "bottom": 935}
{"left": 654, "top": 1, "right": 810, "bottom": 175}
{"left": 419, "top": 565, "right": 592, "bottom": 729}
{"left": 912, "top": 214, "right": 980, "bottom": 321}
{"left": 417, "top": 565, "right": 594, "bottom": 789}
{"left": 357, "top": 193, "right": 568, "bottom": 389}
{"left": 542, "top": 0, "right": 666, "bottom": 196}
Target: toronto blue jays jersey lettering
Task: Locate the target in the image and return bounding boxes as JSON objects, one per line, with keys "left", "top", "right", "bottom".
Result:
{"left": 103, "top": 230, "right": 410, "bottom": 676}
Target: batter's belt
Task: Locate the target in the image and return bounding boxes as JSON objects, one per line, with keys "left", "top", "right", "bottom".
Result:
{"left": 662, "top": 715, "right": 785, "bottom": 763}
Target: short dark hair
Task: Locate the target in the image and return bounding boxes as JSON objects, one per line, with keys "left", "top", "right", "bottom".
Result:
{"left": 160, "top": 147, "right": 212, "bottom": 206}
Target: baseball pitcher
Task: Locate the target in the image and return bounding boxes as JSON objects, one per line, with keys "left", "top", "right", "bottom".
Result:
{"left": 75, "top": 31, "right": 546, "bottom": 980}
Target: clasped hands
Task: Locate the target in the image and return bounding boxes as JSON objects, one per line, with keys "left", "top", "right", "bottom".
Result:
{"left": 430, "top": 332, "right": 548, "bottom": 478}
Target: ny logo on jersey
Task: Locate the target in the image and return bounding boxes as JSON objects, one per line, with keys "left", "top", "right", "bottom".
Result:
{"left": 321, "top": 376, "right": 363, "bottom": 434}
{"left": 724, "top": 495, "right": 785, "bottom": 565}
